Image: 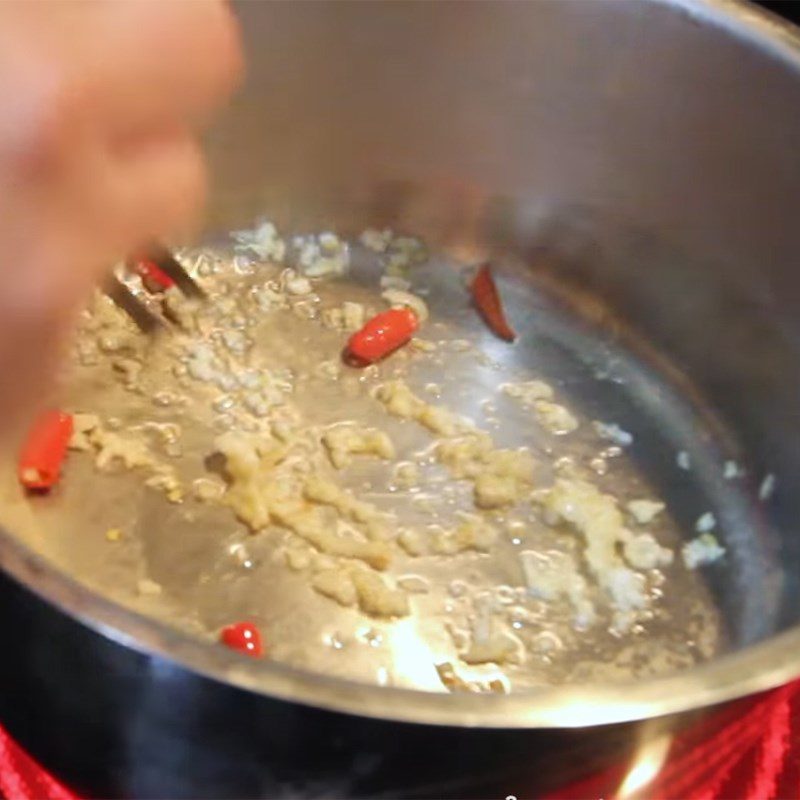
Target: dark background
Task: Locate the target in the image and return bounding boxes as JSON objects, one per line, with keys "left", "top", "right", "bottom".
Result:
{"left": 759, "top": 1, "right": 800, "bottom": 24}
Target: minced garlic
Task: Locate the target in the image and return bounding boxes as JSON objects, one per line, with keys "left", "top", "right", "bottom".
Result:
{"left": 321, "top": 425, "right": 395, "bottom": 469}
{"left": 502, "top": 380, "right": 554, "bottom": 404}
{"left": 627, "top": 499, "right": 665, "bottom": 525}
{"left": 393, "top": 462, "right": 420, "bottom": 489}
{"left": 311, "top": 569, "right": 357, "bottom": 607}
{"left": 350, "top": 568, "right": 410, "bottom": 618}
{"left": 537, "top": 478, "right": 665, "bottom": 617}
{"left": 534, "top": 401, "right": 579, "bottom": 435}
{"left": 381, "top": 288, "right": 429, "bottom": 322}
{"left": 436, "top": 434, "right": 534, "bottom": 509}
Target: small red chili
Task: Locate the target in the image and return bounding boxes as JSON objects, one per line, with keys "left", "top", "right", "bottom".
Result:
{"left": 18, "top": 410, "right": 74, "bottom": 491}
{"left": 128, "top": 256, "right": 175, "bottom": 292}
{"left": 220, "top": 621, "right": 264, "bottom": 658}
{"left": 470, "top": 263, "right": 517, "bottom": 342}
{"left": 346, "top": 307, "right": 419, "bottom": 365}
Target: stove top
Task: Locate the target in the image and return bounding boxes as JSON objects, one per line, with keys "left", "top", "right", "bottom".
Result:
{"left": 5, "top": 678, "right": 799, "bottom": 800}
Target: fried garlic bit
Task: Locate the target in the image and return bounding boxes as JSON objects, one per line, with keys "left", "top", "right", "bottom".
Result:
{"left": 321, "top": 424, "right": 394, "bottom": 469}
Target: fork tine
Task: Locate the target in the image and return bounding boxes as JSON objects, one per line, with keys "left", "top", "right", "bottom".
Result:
{"left": 143, "top": 243, "right": 206, "bottom": 299}
{"left": 107, "top": 243, "right": 204, "bottom": 332}
{"left": 103, "top": 275, "right": 166, "bottom": 334}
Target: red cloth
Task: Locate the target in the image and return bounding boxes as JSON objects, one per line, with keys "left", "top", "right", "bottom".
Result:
{"left": 1, "top": 680, "right": 800, "bottom": 800}
{"left": 546, "top": 681, "right": 800, "bottom": 800}
{"left": 0, "top": 725, "right": 78, "bottom": 800}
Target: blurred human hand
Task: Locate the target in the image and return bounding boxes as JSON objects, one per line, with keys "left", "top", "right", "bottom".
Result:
{"left": 0, "top": 1, "right": 242, "bottom": 421}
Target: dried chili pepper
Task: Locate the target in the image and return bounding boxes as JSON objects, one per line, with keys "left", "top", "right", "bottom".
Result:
{"left": 469, "top": 263, "right": 516, "bottom": 342}
{"left": 220, "top": 621, "right": 264, "bottom": 658}
{"left": 18, "top": 410, "right": 74, "bottom": 491}
{"left": 346, "top": 307, "right": 419, "bottom": 364}
{"left": 128, "top": 256, "right": 175, "bottom": 292}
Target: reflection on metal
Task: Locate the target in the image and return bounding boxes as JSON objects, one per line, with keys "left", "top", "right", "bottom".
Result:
{"left": 617, "top": 731, "right": 672, "bottom": 799}
{"left": 387, "top": 619, "right": 441, "bottom": 691}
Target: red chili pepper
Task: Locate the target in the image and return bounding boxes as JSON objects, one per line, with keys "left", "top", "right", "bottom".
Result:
{"left": 220, "top": 621, "right": 264, "bottom": 658}
{"left": 18, "top": 410, "right": 74, "bottom": 491}
{"left": 469, "top": 263, "right": 516, "bottom": 342}
{"left": 346, "top": 307, "right": 419, "bottom": 365}
{"left": 128, "top": 256, "right": 175, "bottom": 292}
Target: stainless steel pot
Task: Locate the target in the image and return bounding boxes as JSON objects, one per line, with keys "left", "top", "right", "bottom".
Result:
{"left": 2, "top": 0, "right": 800, "bottom": 796}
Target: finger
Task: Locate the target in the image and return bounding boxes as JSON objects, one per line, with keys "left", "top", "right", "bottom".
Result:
{"left": 0, "top": 0, "right": 241, "bottom": 189}
{"left": 100, "top": 131, "right": 207, "bottom": 251}
{"left": 48, "top": 129, "right": 207, "bottom": 285}
{"left": 0, "top": 309, "right": 73, "bottom": 428}
{"left": 82, "top": 0, "right": 243, "bottom": 138}
{"left": 0, "top": 129, "right": 205, "bottom": 319}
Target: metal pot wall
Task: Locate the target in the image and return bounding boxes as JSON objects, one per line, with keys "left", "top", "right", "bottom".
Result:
{"left": 3, "top": 1, "right": 800, "bottom": 796}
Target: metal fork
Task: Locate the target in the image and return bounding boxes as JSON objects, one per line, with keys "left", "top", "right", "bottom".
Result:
{"left": 104, "top": 244, "right": 205, "bottom": 333}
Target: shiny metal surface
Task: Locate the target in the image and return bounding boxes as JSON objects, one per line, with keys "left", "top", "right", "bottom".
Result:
{"left": 0, "top": 242, "right": 726, "bottom": 694}
{"left": 1, "top": 2, "right": 800, "bottom": 793}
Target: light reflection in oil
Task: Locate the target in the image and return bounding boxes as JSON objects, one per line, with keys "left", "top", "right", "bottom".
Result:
{"left": 617, "top": 731, "right": 672, "bottom": 799}
{"left": 387, "top": 618, "right": 443, "bottom": 690}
